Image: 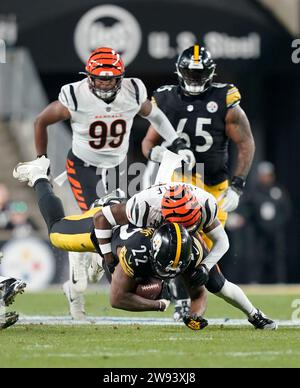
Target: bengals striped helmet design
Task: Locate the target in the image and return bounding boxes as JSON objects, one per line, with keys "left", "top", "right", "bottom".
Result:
{"left": 161, "top": 185, "right": 202, "bottom": 231}
{"left": 83, "top": 47, "right": 125, "bottom": 100}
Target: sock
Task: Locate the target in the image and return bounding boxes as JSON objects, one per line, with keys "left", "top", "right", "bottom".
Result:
{"left": 216, "top": 280, "right": 257, "bottom": 318}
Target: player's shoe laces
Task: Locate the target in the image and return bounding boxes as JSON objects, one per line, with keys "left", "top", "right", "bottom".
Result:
{"left": 0, "top": 277, "right": 26, "bottom": 306}
{"left": 248, "top": 309, "right": 278, "bottom": 330}
{"left": 63, "top": 281, "right": 86, "bottom": 321}
{"left": 13, "top": 156, "right": 50, "bottom": 187}
{"left": 0, "top": 311, "right": 19, "bottom": 330}
{"left": 87, "top": 253, "right": 105, "bottom": 283}
{"left": 173, "top": 299, "right": 191, "bottom": 322}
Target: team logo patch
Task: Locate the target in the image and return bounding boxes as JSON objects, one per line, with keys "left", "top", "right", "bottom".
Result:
{"left": 187, "top": 105, "right": 194, "bottom": 112}
{"left": 207, "top": 101, "right": 218, "bottom": 113}
{"left": 152, "top": 235, "right": 162, "bottom": 258}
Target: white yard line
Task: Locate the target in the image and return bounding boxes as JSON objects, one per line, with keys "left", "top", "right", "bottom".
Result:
{"left": 16, "top": 316, "right": 300, "bottom": 327}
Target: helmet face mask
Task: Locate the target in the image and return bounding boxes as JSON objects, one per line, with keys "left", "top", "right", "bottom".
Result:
{"left": 176, "top": 45, "right": 216, "bottom": 95}
{"left": 83, "top": 47, "right": 125, "bottom": 101}
{"left": 150, "top": 223, "right": 193, "bottom": 280}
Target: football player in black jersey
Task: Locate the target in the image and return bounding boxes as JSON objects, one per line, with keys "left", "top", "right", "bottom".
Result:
{"left": 142, "top": 45, "right": 256, "bottom": 320}
{"left": 13, "top": 167, "right": 277, "bottom": 330}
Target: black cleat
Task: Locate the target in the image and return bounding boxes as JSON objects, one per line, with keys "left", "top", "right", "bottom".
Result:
{"left": 0, "top": 278, "right": 26, "bottom": 307}
{"left": 248, "top": 309, "right": 278, "bottom": 330}
{"left": 0, "top": 311, "right": 19, "bottom": 330}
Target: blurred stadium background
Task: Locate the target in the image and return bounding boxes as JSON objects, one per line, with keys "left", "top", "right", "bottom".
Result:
{"left": 0, "top": 0, "right": 300, "bottom": 290}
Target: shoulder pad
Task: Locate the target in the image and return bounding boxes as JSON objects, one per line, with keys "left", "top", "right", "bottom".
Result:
{"left": 226, "top": 84, "right": 241, "bottom": 108}
{"left": 154, "top": 85, "right": 177, "bottom": 94}
{"left": 211, "top": 82, "right": 228, "bottom": 89}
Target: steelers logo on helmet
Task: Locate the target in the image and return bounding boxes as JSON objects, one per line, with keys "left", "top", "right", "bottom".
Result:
{"left": 82, "top": 47, "right": 125, "bottom": 101}
{"left": 176, "top": 44, "right": 216, "bottom": 95}
{"left": 161, "top": 185, "right": 203, "bottom": 232}
{"left": 150, "top": 222, "right": 192, "bottom": 279}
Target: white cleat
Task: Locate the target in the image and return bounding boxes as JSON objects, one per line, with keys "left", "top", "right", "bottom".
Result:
{"left": 63, "top": 281, "right": 86, "bottom": 321}
{"left": 88, "top": 253, "right": 105, "bottom": 283}
{"left": 68, "top": 251, "right": 90, "bottom": 293}
{"left": 13, "top": 156, "right": 50, "bottom": 187}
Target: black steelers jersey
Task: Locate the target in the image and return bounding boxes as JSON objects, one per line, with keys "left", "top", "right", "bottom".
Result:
{"left": 111, "top": 225, "right": 206, "bottom": 280}
{"left": 152, "top": 83, "right": 241, "bottom": 186}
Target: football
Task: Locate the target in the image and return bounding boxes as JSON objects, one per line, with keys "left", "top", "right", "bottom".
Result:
{"left": 135, "top": 278, "right": 163, "bottom": 300}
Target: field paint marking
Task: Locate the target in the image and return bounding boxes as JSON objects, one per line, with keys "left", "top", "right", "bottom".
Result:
{"left": 16, "top": 316, "right": 300, "bottom": 327}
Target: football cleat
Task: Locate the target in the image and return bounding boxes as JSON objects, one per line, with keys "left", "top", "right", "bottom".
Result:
{"left": 248, "top": 309, "right": 278, "bottom": 330}
{"left": 173, "top": 299, "right": 191, "bottom": 322}
{"left": 87, "top": 253, "right": 105, "bottom": 283}
{"left": 68, "top": 251, "right": 90, "bottom": 293}
{"left": 0, "top": 277, "right": 26, "bottom": 306}
{"left": 0, "top": 311, "right": 19, "bottom": 330}
{"left": 91, "top": 188, "right": 126, "bottom": 208}
{"left": 63, "top": 281, "right": 86, "bottom": 321}
{"left": 13, "top": 156, "right": 50, "bottom": 187}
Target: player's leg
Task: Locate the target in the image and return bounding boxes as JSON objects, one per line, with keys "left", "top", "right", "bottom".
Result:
{"left": 206, "top": 265, "right": 277, "bottom": 330}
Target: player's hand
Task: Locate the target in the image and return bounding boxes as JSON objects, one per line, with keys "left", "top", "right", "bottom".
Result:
{"left": 190, "top": 264, "right": 209, "bottom": 287}
{"left": 158, "top": 299, "right": 171, "bottom": 312}
{"left": 168, "top": 138, "right": 196, "bottom": 170}
{"left": 148, "top": 145, "right": 167, "bottom": 163}
{"left": 183, "top": 313, "right": 208, "bottom": 330}
{"left": 218, "top": 186, "right": 240, "bottom": 212}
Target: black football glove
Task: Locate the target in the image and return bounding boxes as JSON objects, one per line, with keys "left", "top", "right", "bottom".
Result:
{"left": 189, "top": 264, "right": 209, "bottom": 287}
{"left": 158, "top": 281, "right": 171, "bottom": 300}
{"left": 183, "top": 313, "right": 208, "bottom": 331}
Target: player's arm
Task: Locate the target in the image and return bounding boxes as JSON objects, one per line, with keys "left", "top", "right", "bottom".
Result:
{"left": 93, "top": 203, "right": 129, "bottom": 271}
{"left": 141, "top": 125, "right": 162, "bottom": 159}
{"left": 201, "top": 219, "right": 230, "bottom": 271}
{"left": 110, "top": 264, "right": 166, "bottom": 312}
{"left": 138, "top": 100, "right": 195, "bottom": 168}
{"left": 35, "top": 101, "right": 71, "bottom": 156}
{"left": 225, "top": 105, "right": 255, "bottom": 180}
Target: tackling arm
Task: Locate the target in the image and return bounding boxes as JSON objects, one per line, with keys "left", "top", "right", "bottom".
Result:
{"left": 110, "top": 264, "right": 165, "bottom": 312}
{"left": 34, "top": 101, "right": 71, "bottom": 156}
{"left": 142, "top": 125, "right": 163, "bottom": 159}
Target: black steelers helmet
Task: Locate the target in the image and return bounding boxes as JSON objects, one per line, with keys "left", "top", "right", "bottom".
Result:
{"left": 150, "top": 222, "right": 193, "bottom": 279}
{"left": 176, "top": 44, "right": 216, "bottom": 95}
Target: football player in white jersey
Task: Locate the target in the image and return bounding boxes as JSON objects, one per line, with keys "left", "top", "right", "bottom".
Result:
{"left": 33, "top": 47, "right": 195, "bottom": 319}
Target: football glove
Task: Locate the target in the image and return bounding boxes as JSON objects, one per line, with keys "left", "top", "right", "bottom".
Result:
{"left": 183, "top": 313, "right": 208, "bottom": 331}
{"left": 37, "top": 154, "right": 51, "bottom": 176}
{"left": 189, "top": 264, "right": 209, "bottom": 287}
{"left": 158, "top": 299, "right": 171, "bottom": 312}
{"left": 218, "top": 176, "right": 246, "bottom": 213}
{"left": 168, "top": 138, "right": 196, "bottom": 171}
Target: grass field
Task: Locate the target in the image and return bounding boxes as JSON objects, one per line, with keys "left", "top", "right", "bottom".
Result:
{"left": 1, "top": 286, "right": 300, "bottom": 368}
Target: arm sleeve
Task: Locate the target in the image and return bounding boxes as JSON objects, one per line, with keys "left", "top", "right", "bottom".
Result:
{"left": 201, "top": 225, "right": 230, "bottom": 271}
{"left": 141, "top": 103, "right": 178, "bottom": 144}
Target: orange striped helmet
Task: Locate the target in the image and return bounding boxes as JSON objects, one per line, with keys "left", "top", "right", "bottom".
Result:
{"left": 161, "top": 185, "right": 202, "bottom": 231}
{"left": 84, "top": 47, "right": 125, "bottom": 100}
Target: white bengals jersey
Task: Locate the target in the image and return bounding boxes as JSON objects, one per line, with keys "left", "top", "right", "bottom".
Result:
{"left": 126, "top": 182, "right": 218, "bottom": 230}
{"left": 58, "top": 77, "right": 147, "bottom": 168}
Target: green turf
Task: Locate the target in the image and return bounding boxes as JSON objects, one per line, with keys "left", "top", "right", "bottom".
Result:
{"left": 0, "top": 289, "right": 300, "bottom": 368}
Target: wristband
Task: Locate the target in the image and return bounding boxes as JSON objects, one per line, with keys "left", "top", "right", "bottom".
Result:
{"left": 231, "top": 176, "right": 246, "bottom": 194}
{"left": 99, "top": 243, "right": 112, "bottom": 255}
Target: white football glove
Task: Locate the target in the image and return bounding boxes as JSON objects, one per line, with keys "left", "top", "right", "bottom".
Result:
{"left": 158, "top": 299, "right": 171, "bottom": 312}
{"left": 218, "top": 187, "right": 241, "bottom": 213}
{"left": 178, "top": 149, "right": 196, "bottom": 171}
{"left": 148, "top": 145, "right": 167, "bottom": 163}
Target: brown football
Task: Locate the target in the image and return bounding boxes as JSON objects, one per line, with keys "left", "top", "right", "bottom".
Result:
{"left": 135, "top": 278, "right": 163, "bottom": 300}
